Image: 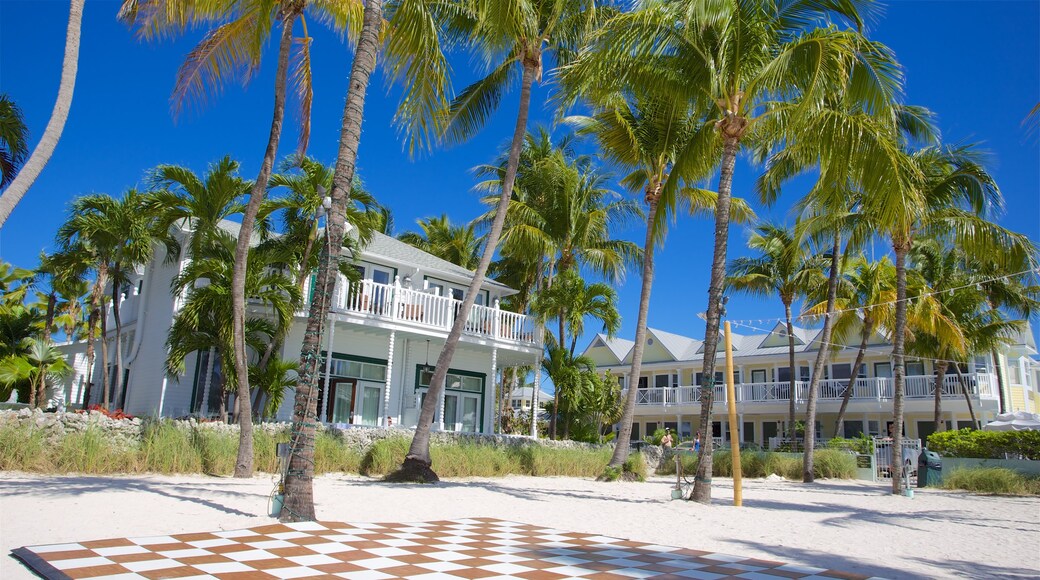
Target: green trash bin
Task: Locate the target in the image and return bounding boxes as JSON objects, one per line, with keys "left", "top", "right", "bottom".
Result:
{"left": 918, "top": 449, "right": 943, "bottom": 487}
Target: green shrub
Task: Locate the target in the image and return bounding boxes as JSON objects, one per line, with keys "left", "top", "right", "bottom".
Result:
{"left": 826, "top": 434, "right": 874, "bottom": 455}
{"left": 942, "top": 467, "right": 1040, "bottom": 495}
{"left": 140, "top": 419, "right": 201, "bottom": 474}
{"left": 655, "top": 453, "right": 698, "bottom": 476}
{"left": 622, "top": 452, "right": 647, "bottom": 481}
{"left": 314, "top": 432, "right": 362, "bottom": 474}
{"left": 526, "top": 447, "right": 611, "bottom": 477}
{"left": 361, "top": 437, "right": 410, "bottom": 476}
{"left": 54, "top": 428, "right": 138, "bottom": 474}
{"left": 190, "top": 427, "right": 237, "bottom": 475}
{"left": 0, "top": 424, "right": 52, "bottom": 471}
{"left": 927, "top": 429, "right": 1040, "bottom": 460}
{"left": 812, "top": 449, "right": 856, "bottom": 479}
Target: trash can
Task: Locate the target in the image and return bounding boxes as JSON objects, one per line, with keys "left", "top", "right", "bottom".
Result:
{"left": 918, "top": 449, "right": 943, "bottom": 488}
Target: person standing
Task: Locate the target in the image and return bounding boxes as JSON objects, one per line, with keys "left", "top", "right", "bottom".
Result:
{"left": 661, "top": 428, "right": 674, "bottom": 449}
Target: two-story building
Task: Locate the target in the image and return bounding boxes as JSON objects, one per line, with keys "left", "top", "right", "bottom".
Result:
{"left": 583, "top": 322, "right": 1038, "bottom": 446}
{"left": 54, "top": 220, "right": 543, "bottom": 434}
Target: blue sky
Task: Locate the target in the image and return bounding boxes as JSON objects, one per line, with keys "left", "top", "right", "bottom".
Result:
{"left": 1, "top": 1, "right": 1038, "bottom": 353}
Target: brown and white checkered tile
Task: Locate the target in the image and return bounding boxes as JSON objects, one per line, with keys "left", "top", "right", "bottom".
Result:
{"left": 12, "top": 518, "right": 883, "bottom": 579}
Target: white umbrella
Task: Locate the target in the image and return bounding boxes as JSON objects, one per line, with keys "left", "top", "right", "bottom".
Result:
{"left": 982, "top": 411, "right": 1040, "bottom": 432}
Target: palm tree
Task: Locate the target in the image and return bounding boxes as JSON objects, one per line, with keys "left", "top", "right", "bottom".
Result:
{"left": 863, "top": 143, "right": 1034, "bottom": 494}
{"left": 57, "top": 191, "right": 157, "bottom": 410}
{"left": 391, "top": 0, "right": 604, "bottom": 482}
{"left": 727, "top": 223, "right": 825, "bottom": 444}
{"left": 166, "top": 233, "right": 300, "bottom": 422}
{"left": 398, "top": 215, "right": 481, "bottom": 269}
{"left": 284, "top": 0, "right": 453, "bottom": 518}
{"left": 0, "top": 94, "right": 29, "bottom": 189}
{"left": 0, "top": 0, "right": 84, "bottom": 226}
{"left": 805, "top": 256, "right": 896, "bottom": 436}
{"left": 250, "top": 355, "right": 300, "bottom": 419}
{"left": 120, "top": 0, "right": 338, "bottom": 477}
{"left": 532, "top": 269, "right": 620, "bottom": 438}
{"left": 146, "top": 156, "right": 250, "bottom": 259}
{"left": 0, "top": 338, "right": 73, "bottom": 409}
{"left": 564, "top": 93, "right": 748, "bottom": 471}
{"left": 566, "top": 0, "right": 897, "bottom": 500}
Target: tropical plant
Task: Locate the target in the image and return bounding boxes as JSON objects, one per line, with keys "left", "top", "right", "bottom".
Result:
{"left": 532, "top": 269, "right": 620, "bottom": 439}
{"left": 566, "top": 0, "right": 899, "bottom": 500}
{"left": 805, "top": 256, "right": 896, "bottom": 435}
{"left": 0, "top": 338, "right": 73, "bottom": 409}
{"left": 249, "top": 355, "right": 300, "bottom": 419}
{"left": 394, "top": 0, "right": 604, "bottom": 483}
{"left": 0, "top": 0, "right": 83, "bottom": 225}
{"left": 398, "top": 215, "right": 481, "bottom": 269}
{"left": 146, "top": 156, "right": 250, "bottom": 260}
{"left": 283, "top": 0, "right": 453, "bottom": 518}
{"left": 727, "top": 222, "right": 825, "bottom": 442}
{"left": 57, "top": 190, "right": 158, "bottom": 411}
{"left": 563, "top": 92, "right": 750, "bottom": 471}
{"left": 0, "top": 94, "right": 29, "bottom": 189}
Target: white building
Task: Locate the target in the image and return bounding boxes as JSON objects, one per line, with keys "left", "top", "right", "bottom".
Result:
{"left": 506, "top": 385, "right": 553, "bottom": 413}
{"left": 583, "top": 323, "right": 1039, "bottom": 445}
{"left": 55, "top": 221, "right": 542, "bottom": 434}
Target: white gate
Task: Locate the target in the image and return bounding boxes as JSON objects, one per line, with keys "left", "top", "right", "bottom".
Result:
{"left": 874, "top": 437, "right": 921, "bottom": 483}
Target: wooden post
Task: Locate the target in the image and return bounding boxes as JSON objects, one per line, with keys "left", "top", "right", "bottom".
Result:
{"left": 725, "top": 321, "right": 742, "bottom": 507}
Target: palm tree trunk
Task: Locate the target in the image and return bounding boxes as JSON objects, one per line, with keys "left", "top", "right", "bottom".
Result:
{"left": 281, "top": 0, "right": 383, "bottom": 522}
{"left": 111, "top": 274, "right": 124, "bottom": 410}
{"left": 608, "top": 193, "right": 659, "bottom": 468}
{"left": 81, "top": 306, "right": 97, "bottom": 410}
{"left": 933, "top": 361, "right": 947, "bottom": 434}
{"left": 692, "top": 131, "right": 740, "bottom": 503}
{"left": 890, "top": 240, "right": 910, "bottom": 494}
{"left": 991, "top": 348, "right": 1008, "bottom": 414}
{"left": 231, "top": 10, "right": 300, "bottom": 480}
{"left": 100, "top": 298, "right": 110, "bottom": 410}
{"left": 201, "top": 347, "right": 215, "bottom": 416}
{"left": 802, "top": 230, "right": 841, "bottom": 483}
{"left": 35, "top": 291, "right": 58, "bottom": 408}
{"left": 396, "top": 59, "right": 540, "bottom": 483}
{"left": 0, "top": 0, "right": 83, "bottom": 226}
{"left": 953, "top": 365, "right": 979, "bottom": 429}
{"left": 784, "top": 300, "right": 797, "bottom": 444}
{"left": 835, "top": 321, "right": 871, "bottom": 436}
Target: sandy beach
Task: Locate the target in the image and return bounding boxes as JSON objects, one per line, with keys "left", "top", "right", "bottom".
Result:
{"left": 1, "top": 472, "right": 1037, "bottom": 579}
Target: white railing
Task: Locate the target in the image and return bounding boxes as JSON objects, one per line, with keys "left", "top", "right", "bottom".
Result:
{"left": 333, "top": 278, "right": 537, "bottom": 346}
{"left": 630, "top": 373, "right": 998, "bottom": 407}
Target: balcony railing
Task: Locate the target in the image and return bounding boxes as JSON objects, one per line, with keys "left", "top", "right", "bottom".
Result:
{"left": 331, "top": 278, "right": 538, "bottom": 347}
{"left": 626, "top": 373, "right": 997, "bottom": 407}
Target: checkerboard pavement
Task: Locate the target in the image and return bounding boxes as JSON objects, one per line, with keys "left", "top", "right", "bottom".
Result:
{"left": 11, "top": 517, "right": 881, "bottom": 579}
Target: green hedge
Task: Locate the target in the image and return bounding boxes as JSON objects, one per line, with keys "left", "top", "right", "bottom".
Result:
{"left": 927, "top": 429, "right": 1040, "bottom": 460}
{"left": 656, "top": 449, "right": 855, "bottom": 480}
{"left": 942, "top": 467, "right": 1040, "bottom": 495}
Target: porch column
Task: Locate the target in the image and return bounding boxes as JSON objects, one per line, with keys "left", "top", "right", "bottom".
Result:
{"left": 322, "top": 319, "right": 337, "bottom": 423}
{"left": 436, "top": 371, "right": 446, "bottom": 431}
{"left": 486, "top": 347, "right": 498, "bottom": 434}
{"left": 531, "top": 354, "right": 541, "bottom": 438}
{"left": 382, "top": 330, "right": 396, "bottom": 427}
{"left": 738, "top": 413, "right": 744, "bottom": 443}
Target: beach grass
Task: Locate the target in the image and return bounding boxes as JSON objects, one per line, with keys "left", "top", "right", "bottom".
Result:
{"left": 942, "top": 467, "right": 1040, "bottom": 495}
{"left": 657, "top": 449, "right": 856, "bottom": 480}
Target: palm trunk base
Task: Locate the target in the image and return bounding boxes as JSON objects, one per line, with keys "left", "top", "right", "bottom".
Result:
{"left": 385, "top": 456, "right": 439, "bottom": 483}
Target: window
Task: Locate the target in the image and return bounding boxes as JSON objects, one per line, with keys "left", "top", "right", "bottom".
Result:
{"left": 743, "top": 422, "right": 755, "bottom": 443}
{"left": 328, "top": 357, "right": 386, "bottom": 381}
{"left": 695, "top": 372, "right": 724, "bottom": 386}
{"left": 751, "top": 369, "right": 767, "bottom": 383}
{"left": 646, "top": 422, "right": 658, "bottom": 435}
{"left": 417, "top": 366, "right": 484, "bottom": 393}
{"left": 654, "top": 374, "right": 670, "bottom": 388}
{"left": 637, "top": 376, "right": 648, "bottom": 389}
{"left": 857, "top": 364, "right": 867, "bottom": 378}
{"left": 974, "top": 355, "right": 989, "bottom": 373}
{"left": 906, "top": 360, "right": 926, "bottom": 376}
{"left": 875, "top": 362, "right": 892, "bottom": 378}
{"left": 800, "top": 366, "right": 811, "bottom": 381}
{"left": 832, "top": 364, "right": 852, "bottom": 380}
{"left": 511, "top": 399, "right": 520, "bottom": 409}
{"left": 617, "top": 375, "right": 625, "bottom": 390}
{"left": 843, "top": 421, "right": 865, "bottom": 438}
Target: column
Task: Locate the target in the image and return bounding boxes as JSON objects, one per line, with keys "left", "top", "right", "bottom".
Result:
{"left": 382, "top": 330, "right": 396, "bottom": 427}
{"left": 531, "top": 355, "right": 541, "bottom": 438}
{"left": 322, "top": 320, "right": 337, "bottom": 423}
{"left": 436, "top": 372, "right": 446, "bottom": 431}
{"left": 486, "top": 348, "right": 498, "bottom": 434}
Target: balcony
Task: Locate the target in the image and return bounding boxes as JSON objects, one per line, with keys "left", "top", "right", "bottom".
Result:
{"left": 626, "top": 373, "right": 998, "bottom": 408}
{"left": 330, "top": 278, "right": 539, "bottom": 347}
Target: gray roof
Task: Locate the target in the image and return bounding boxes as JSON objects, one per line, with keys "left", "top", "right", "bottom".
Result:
{"left": 210, "top": 219, "right": 514, "bottom": 295}
{"left": 508, "top": 386, "right": 554, "bottom": 400}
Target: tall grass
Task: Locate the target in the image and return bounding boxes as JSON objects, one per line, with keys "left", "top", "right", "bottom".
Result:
{"left": 0, "top": 421, "right": 618, "bottom": 478}
{"left": 659, "top": 450, "right": 855, "bottom": 480}
{"left": 942, "top": 468, "right": 1040, "bottom": 495}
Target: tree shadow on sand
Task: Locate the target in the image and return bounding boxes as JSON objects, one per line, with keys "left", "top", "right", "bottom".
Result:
{"left": 0, "top": 476, "right": 264, "bottom": 517}
{"left": 726, "top": 539, "right": 926, "bottom": 579}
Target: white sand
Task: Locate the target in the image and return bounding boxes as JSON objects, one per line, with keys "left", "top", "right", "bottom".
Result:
{"left": 1, "top": 472, "right": 1038, "bottom": 579}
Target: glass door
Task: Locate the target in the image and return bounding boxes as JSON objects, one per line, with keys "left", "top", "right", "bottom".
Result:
{"left": 360, "top": 385, "right": 382, "bottom": 426}
{"left": 329, "top": 379, "right": 356, "bottom": 424}
{"left": 461, "top": 395, "right": 479, "bottom": 433}
{"left": 444, "top": 394, "right": 459, "bottom": 431}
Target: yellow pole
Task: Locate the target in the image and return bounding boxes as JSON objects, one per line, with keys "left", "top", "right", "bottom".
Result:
{"left": 725, "top": 321, "right": 742, "bottom": 506}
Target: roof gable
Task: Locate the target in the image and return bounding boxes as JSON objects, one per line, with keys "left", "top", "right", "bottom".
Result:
{"left": 758, "top": 322, "right": 806, "bottom": 349}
